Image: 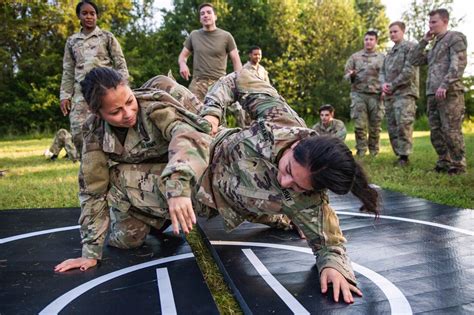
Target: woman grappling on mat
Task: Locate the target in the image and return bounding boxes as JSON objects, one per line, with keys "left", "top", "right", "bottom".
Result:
{"left": 55, "top": 67, "right": 212, "bottom": 273}
{"left": 194, "top": 69, "right": 380, "bottom": 304}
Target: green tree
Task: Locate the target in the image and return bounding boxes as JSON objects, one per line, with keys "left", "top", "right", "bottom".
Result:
{"left": 354, "top": 0, "right": 390, "bottom": 46}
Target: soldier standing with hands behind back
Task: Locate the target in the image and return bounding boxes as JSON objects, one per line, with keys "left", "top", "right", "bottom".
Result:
{"left": 344, "top": 31, "right": 385, "bottom": 157}
{"left": 380, "top": 21, "right": 419, "bottom": 166}
{"left": 410, "top": 9, "right": 468, "bottom": 175}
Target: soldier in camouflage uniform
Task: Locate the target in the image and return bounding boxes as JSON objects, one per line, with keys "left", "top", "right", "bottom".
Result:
{"left": 55, "top": 68, "right": 212, "bottom": 272}
{"left": 197, "top": 69, "right": 380, "bottom": 303}
{"left": 380, "top": 21, "right": 419, "bottom": 166}
{"left": 344, "top": 31, "right": 385, "bottom": 157}
{"left": 410, "top": 9, "right": 468, "bottom": 175}
{"left": 44, "top": 128, "right": 79, "bottom": 161}
{"left": 60, "top": 1, "right": 129, "bottom": 158}
{"left": 242, "top": 46, "right": 270, "bottom": 83}
{"left": 312, "top": 104, "right": 347, "bottom": 141}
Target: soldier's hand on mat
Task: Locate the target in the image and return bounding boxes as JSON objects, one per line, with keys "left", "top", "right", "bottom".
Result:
{"left": 320, "top": 267, "right": 362, "bottom": 304}
{"left": 435, "top": 87, "right": 447, "bottom": 100}
{"left": 54, "top": 257, "right": 97, "bottom": 272}
{"left": 203, "top": 115, "right": 219, "bottom": 136}
{"left": 168, "top": 196, "right": 196, "bottom": 235}
{"left": 60, "top": 99, "right": 71, "bottom": 116}
{"left": 179, "top": 64, "right": 191, "bottom": 81}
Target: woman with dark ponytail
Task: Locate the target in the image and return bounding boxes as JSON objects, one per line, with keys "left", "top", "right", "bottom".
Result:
{"left": 196, "top": 69, "right": 380, "bottom": 304}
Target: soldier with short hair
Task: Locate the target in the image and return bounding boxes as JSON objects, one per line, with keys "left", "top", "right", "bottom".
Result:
{"left": 55, "top": 68, "right": 212, "bottom": 272}
{"left": 60, "top": 0, "right": 129, "bottom": 158}
{"left": 344, "top": 31, "right": 385, "bottom": 157}
{"left": 312, "top": 104, "right": 347, "bottom": 141}
{"left": 242, "top": 46, "right": 270, "bottom": 83}
{"left": 380, "top": 21, "right": 419, "bottom": 166}
{"left": 198, "top": 69, "right": 380, "bottom": 303}
{"left": 178, "top": 2, "right": 242, "bottom": 102}
{"left": 410, "top": 8, "right": 467, "bottom": 175}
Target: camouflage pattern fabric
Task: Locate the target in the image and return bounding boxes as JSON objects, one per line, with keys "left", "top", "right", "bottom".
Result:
{"left": 380, "top": 40, "right": 419, "bottom": 98}
{"left": 312, "top": 119, "right": 347, "bottom": 141}
{"left": 344, "top": 49, "right": 384, "bottom": 94}
{"left": 380, "top": 39, "right": 419, "bottom": 157}
{"left": 60, "top": 26, "right": 129, "bottom": 155}
{"left": 410, "top": 31, "right": 467, "bottom": 170}
{"left": 79, "top": 80, "right": 212, "bottom": 259}
{"left": 427, "top": 92, "right": 466, "bottom": 170}
{"left": 197, "top": 71, "right": 357, "bottom": 285}
{"left": 188, "top": 77, "right": 217, "bottom": 102}
{"left": 350, "top": 92, "right": 385, "bottom": 156}
{"left": 242, "top": 61, "right": 270, "bottom": 83}
{"left": 49, "top": 128, "right": 78, "bottom": 160}
{"left": 385, "top": 96, "right": 416, "bottom": 156}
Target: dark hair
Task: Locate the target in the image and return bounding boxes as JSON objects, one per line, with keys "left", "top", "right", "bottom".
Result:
{"left": 76, "top": 1, "right": 99, "bottom": 17}
{"left": 248, "top": 45, "right": 262, "bottom": 54}
{"left": 80, "top": 67, "right": 126, "bottom": 114}
{"left": 294, "top": 136, "right": 379, "bottom": 216}
{"left": 365, "top": 30, "right": 378, "bottom": 39}
{"left": 198, "top": 3, "right": 215, "bottom": 14}
{"left": 389, "top": 21, "right": 406, "bottom": 32}
{"left": 429, "top": 8, "right": 449, "bottom": 21}
{"left": 319, "top": 104, "right": 334, "bottom": 114}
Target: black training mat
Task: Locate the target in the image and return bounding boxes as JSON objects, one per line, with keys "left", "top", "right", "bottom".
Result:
{"left": 198, "top": 188, "right": 474, "bottom": 314}
{"left": 0, "top": 207, "right": 219, "bottom": 315}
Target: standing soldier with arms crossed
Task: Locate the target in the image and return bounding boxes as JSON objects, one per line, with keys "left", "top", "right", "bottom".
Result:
{"left": 380, "top": 21, "right": 419, "bottom": 166}
{"left": 178, "top": 3, "right": 242, "bottom": 102}
{"left": 410, "top": 9, "right": 468, "bottom": 175}
{"left": 344, "top": 31, "right": 385, "bottom": 157}
{"left": 60, "top": 0, "right": 129, "bottom": 157}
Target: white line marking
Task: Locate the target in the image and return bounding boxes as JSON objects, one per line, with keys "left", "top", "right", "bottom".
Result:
{"left": 212, "top": 241, "right": 412, "bottom": 315}
{"left": 242, "top": 249, "right": 309, "bottom": 315}
{"left": 336, "top": 211, "right": 474, "bottom": 236}
{"left": 156, "top": 268, "right": 177, "bottom": 315}
{"left": 0, "top": 225, "right": 80, "bottom": 244}
{"left": 39, "top": 253, "right": 193, "bottom": 314}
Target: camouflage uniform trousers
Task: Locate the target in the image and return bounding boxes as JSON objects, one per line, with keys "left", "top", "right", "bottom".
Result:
{"left": 106, "top": 163, "right": 171, "bottom": 249}
{"left": 69, "top": 99, "right": 90, "bottom": 157}
{"left": 350, "top": 92, "right": 385, "bottom": 156}
{"left": 49, "top": 128, "right": 78, "bottom": 160}
{"left": 385, "top": 96, "right": 416, "bottom": 157}
{"left": 188, "top": 77, "right": 217, "bottom": 102}
{"left": 427, "top": 91, "right": 466, "bottom": 170}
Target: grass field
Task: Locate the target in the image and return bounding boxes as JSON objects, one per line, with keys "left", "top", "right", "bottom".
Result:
{"left": 0, "top": 130, "right": 472, "bottom": 313}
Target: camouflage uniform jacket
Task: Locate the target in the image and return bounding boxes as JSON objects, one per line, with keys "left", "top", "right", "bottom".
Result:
{"left": 344, "top": 49, "right": 385, "bottom": 94}
{"left": 312, "top": 119, "right": 347, "bottom": 140}
{"left": 380, "top": 40, "right": 419, "bottom": 98}
{"left": 60, "top": 27, "right": 129, "bottom": 102}
{"left": 242, "top": 61, "right": 270, "bottom": 83}
{"left": 79, "top": 88, "right": 212, "bottom": 259}
{"left": 198, "top": 69, "right": 356, "bottom": 284}
{"left": 410, "top": 31, "right": 467, "bottom": 95}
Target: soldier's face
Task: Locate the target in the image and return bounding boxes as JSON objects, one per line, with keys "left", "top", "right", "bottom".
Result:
{"left": 429, "top": 14, "right": 448, "bottom": 35}
{"left": 364, "top": 35, "right": 377, "bottom": 52}
{"left": 320, "top": 110, "right": 333, "bottom": 125}
{"left": 389, "top": 25, "right": 404, "bottom": 44}
{"left": 277, "top": 142, "right": 313, "bottom": 193}
{"left": 200, "top": 6, "right": 217, "bottom": 28}
{"left": 78, "top": 3, "right": 97, "bottom": 30}
{"left": 249, "top": 49, "right": 262, "bottom": 65}
{"left": 99, "top": 84, "right": 138, "bottom": 128}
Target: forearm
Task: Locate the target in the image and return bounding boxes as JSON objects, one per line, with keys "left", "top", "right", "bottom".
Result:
{"left": 79, "top": 193, "right": 110, "bottom": 259}
{"left": 409, "top": 40, "right": 428, "bottom": 66}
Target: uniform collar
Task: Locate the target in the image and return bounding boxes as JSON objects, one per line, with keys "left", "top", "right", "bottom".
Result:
{"left": 79, "top": 26, "right": 102, "bottom": 39}
{"left": 102, "top": 109, "right": 147, "bottom": 155}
